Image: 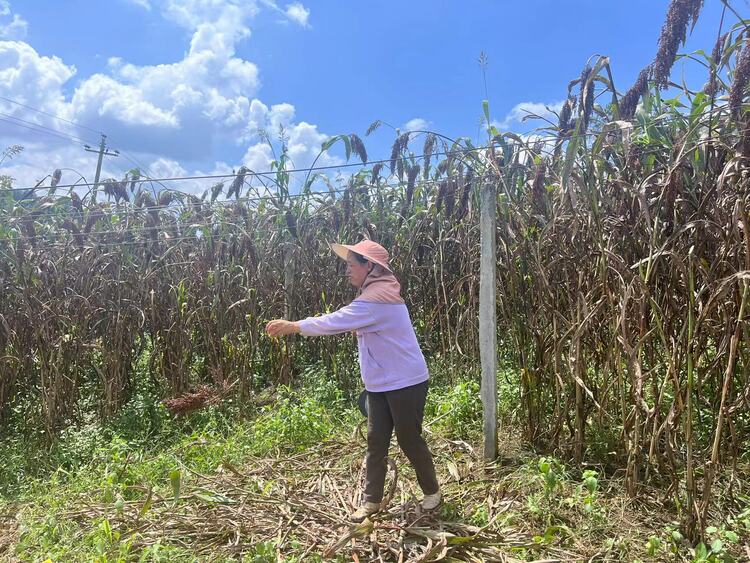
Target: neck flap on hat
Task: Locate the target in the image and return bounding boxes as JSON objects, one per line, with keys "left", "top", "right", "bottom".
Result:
{"left": 356, "top": 264, "right": 405, "bottom": 304}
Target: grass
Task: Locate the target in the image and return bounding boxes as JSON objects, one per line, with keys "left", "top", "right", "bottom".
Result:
{"left": 0, "top": 368, "right": 354, "bottom": 562}
{"left": 1, "top": 364, "right": 749, "bottom": 562}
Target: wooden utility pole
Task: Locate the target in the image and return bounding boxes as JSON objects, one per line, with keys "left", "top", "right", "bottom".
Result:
{"left": 84, "top": 134, "right": 119, "bottom": 198}
{"left": 480, "top": 179, "right": 498, "bottom": 460}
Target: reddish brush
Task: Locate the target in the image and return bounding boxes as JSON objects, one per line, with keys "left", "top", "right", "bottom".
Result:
{"left": 163, "top": 385, "right": 220, "bottom": 416}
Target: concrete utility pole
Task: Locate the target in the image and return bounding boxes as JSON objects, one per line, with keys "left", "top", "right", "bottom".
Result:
{"left": 480, "top": 179, "right": 498, "bottom": 460}
{"left": 84, "top": 134, "right": 119, "bottom": 198}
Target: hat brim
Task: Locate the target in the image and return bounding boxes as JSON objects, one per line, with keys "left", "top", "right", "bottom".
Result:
{"left": 329, "top": 242, "right": 392, "bottom": 272}
{"left": 330, "top": 243, "right": 352, "bottom": 262}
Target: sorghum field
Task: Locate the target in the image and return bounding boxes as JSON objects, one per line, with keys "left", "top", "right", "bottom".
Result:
{"left": 3, "top": 0, "right": 750, "bottom": 560}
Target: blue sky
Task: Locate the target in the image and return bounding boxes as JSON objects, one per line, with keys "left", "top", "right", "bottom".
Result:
{"left": 0, "top": 0, "right": 740, "bottom": 193}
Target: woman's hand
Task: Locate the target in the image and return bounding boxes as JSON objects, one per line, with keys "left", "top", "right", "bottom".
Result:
{"left": 265, "top": 319, "right": 301, "bottom": 337}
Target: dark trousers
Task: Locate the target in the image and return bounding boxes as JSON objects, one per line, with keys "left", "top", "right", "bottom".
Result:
{"left": 364, "top": 380, "right": 439, "bottom": 503}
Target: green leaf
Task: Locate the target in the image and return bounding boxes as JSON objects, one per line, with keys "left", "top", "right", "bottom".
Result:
{"left": 545, "top": 472, "right": 557, "bottom": 489}
{"left": 139, "top": 487, "right": 153, "bottom": 517}
{"left": 561, "top": 131, "right": 580, "bottom": 194}
{"left": 195, "top": 491, "right": 237, "bottom": 504}
{"left": 482, "top": 99, "right": 490, "bottom": 125}
{"left": 690, "top": 91, "right": 708, "bottom": 123}
{"left": 447, "top": 535, "right": 474, "bottom": 546}
{"left": 100, "top": 519, "right": 113, "bottom": 542}
{"left": 320, "top": 134, "right": 352, "bottom": 161}
{"left": 169, "top": 469, "right": 181, "bottom": 501}
{"left": 584, "top": 476, "right": 598, "bottom": 494}
{"left": 710, "top": 539, "right": 723, "bottom": 554}
{"left": 723, "top": 530, "right": 739, "bottom": 543}
{"left": 341, "top": 134, "right": 352, "bottom": 161}
{"left": 694, "top": 542, "right": 708, "bottom": 558}
{"left": 320, "top": 135, "right": 340, "bottom": 152}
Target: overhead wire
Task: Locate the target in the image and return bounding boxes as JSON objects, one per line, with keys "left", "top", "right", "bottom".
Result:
{"left": 0, "top": 111, "right": 98, "bottom": 145}
{"left": 2, "top": 115, "right": 737, "bottom": 244}
{"left": 1, "top": 144, "right": 493, "bottom": 194}
{"left": 1, "top": 177, "right": 465, "bottom": 246}
{"left": 1, "top": 93, "right": 737, "bottom": 195}
{"left": 0, "top": 116, "right": 93, "bottom": 146}
{"left": 0, "top": 94, "right": 104, "bottom": 135}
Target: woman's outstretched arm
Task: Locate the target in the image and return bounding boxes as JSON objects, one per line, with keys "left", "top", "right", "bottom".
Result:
{"left": 266, "top": 301, "right": 376, "bottom": 338}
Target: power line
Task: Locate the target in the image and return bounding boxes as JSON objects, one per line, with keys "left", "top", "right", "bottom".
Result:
{"left": 0, "top": 94, "right": 104, "bottom": 135}
{"left": 0, "top": 144, "right": 491, "bottom": 194}
{"left": 17, "top": 101, "right": 741, "bottom": 191}
{"left": 0, "top": 171, "right": 492, "bottom": 251}
{"left": 0, "top": 122, "right": 674, "bottom": 195}
{"left": 9, "top": 225, "right": 258, "bottom": 251}
{"left": 2, "top": 103, "right": 736, "bottom": 197}
{"left": 4, "top": 124, "right": 719, "bottom": 231}
{"left": 5, "top": 114, "right": 737, "bottom": 250}
{"left": 2, "top": 130, "right": 729, "bottom": 255}
{"left": 0, "top": 96, "right": 128, "bottom": 197}
{"left": 0, "top": 94, "right": 484, "bottom": 192}
{"left": 0, "top": 178, "right": 465, "bottom": 244}
{"left": 0, "top": 111, "right": 98, "bottom": 145}
{"left": 0, "top": 97, "right": 204, "bottom": 198}
{"left": 4, "top": 120, "right": 736, "bottom": 210}
{"left": 0, "top": 116, "right": 92, "bottom": 146}
{"left": 115, "top": 149, "right": 278, "bottom": 199}
{"left": 0, "top": 94, "right": 205, "bottom": 196}
{"left": 6, "top": 128, "right": 732, "bottom": 248}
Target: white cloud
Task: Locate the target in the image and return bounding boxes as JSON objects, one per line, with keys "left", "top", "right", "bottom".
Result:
{"left": 286, "top": 122, "right": 328, "bottom": 166}
{"left": 403, "top": 117, "right": 432, "bottom": 132}
{"left": 0, "top": 5, "right": 261, "bottom": 161}
{"left": 163, "top": 0, "right": 259, "bottom": 30}
{"left": 241, "top": 108, "right": 344, "bottom": 190}
{"left": 0, "top": 0, "right": 327, "bottom": 192}
{"left": 243, "top": 142, "right": 275, "bottom": 172}
{"left": 69, "top": 2, "right": 263, "bottom": 161}
{"left": 0, "top": 1, "right": 27, "bottom": 40}
{"left": 72, "top": 74, "right": 179, "bottom": 127}
{"left": 257, "top": 0, "right": 310, "bottom": 27}
{"left": 147, "top": 157, "right": 187, "bottom": 179}
{"left": 238, "top": 100, "right": 295, "bottom": 143}
{"left": 0, "top": 14, "right": 26, "bottom": 39}
{"left": 284, "top": 2, "right": 309, "bottom": 27}
{"left": 0, "top": 41, "right": 76, "bottom": 118}
{"left": 494, "top": 100, "right": 564, "bottom": 130}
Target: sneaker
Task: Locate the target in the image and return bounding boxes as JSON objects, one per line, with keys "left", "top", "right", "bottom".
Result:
{"left": 421, "top": 490, "right": 442, "bottom": 511}
{"left": 350, "top": 501, "right": 380, "bottom": 523}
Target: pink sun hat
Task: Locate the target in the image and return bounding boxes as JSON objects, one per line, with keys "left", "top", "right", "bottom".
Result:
{"left": 330, "top": 240, "right": 393, "bottom": 273}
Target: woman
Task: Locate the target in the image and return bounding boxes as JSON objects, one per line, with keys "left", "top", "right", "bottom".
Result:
{"left": 265, "top": 239, "right": 441, "bottom": 522}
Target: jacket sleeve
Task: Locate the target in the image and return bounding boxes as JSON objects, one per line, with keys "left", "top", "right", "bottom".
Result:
{"left": 298, "top": 301, "right": 376, "bottom": 336}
